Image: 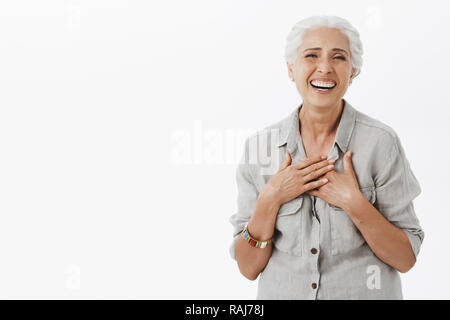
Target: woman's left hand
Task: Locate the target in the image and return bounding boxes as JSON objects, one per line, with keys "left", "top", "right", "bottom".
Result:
{"left": 307, "top": 150, "right": 361, "bottom": 211}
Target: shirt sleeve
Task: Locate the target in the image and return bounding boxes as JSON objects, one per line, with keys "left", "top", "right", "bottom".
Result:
{"left": 228, "top": 138, "right": 259, "bottom": 261}
{"left": 374, "top": 132, "right": 424, "bottom": 259}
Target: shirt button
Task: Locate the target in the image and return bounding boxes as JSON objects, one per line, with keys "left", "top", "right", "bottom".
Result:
{"left": 312, "top": 283, "right": 317, "bottom": 289}
{"left": 311, "top": 248, "right": 318, "bottom": 254}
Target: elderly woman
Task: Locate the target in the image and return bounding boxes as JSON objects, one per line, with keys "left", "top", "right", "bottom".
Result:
{"left": 228, "top": 16, "right": 424, "bottom": 300}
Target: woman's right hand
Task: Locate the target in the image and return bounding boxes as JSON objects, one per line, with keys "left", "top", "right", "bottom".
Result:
{"left": 260, "top": 152, "right": 335, "bottom": 207}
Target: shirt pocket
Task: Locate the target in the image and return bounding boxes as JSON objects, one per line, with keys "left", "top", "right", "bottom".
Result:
{"left": 272, "top": 196, "right": 304, "bottom": 256}
{"left": 329, "top": 187, "right": 376, "bottom": 255}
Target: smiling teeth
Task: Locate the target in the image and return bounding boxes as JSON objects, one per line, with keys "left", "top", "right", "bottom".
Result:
{"left": 311, "top": 80, "right": 336, "bottom": 88}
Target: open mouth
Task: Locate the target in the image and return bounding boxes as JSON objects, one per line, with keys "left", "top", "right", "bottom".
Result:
{"left": 309, "top": 80, "right": 336, "bottom": 92}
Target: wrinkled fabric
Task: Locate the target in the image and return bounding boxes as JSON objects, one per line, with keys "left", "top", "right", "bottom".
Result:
{"left": 228, "top": 99, "right": 424, "bottom": 300}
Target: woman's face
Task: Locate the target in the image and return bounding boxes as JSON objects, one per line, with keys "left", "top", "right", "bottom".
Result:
{"left": 287, "top": 27, "right": 356, "bottom": 109}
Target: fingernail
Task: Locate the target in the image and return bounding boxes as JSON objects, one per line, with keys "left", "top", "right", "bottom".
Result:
{"left": 321, "top": 155, "right": 327, "bottom": 159}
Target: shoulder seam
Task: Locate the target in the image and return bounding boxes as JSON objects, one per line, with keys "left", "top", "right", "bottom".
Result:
{"left": 354, "top": 118, "right": 397, "bottom": 138}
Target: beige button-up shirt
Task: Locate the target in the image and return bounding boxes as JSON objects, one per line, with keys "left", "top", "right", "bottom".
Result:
{"left": 229, "top": 99, "right": 424, "bottom": 299}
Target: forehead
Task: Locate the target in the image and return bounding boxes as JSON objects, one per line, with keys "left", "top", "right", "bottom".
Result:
{"left": 298, "top": 27, "right": 350, "bottom": 51}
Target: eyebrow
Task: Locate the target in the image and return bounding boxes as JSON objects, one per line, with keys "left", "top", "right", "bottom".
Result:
{"left": 303, "top": 47, "right": 349, "bottom": 55}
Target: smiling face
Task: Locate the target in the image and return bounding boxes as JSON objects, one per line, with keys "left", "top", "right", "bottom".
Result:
{"left": 287, "top": 27, "right": 356, "bottom": 109}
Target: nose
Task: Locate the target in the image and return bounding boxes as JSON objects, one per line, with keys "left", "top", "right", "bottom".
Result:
{"left": 317, "top": 57, "right": 333, "bottom": 74}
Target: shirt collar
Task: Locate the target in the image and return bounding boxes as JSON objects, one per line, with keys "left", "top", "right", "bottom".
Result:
{"left": 276, "top": 99, "right": 357, "bottom": 155}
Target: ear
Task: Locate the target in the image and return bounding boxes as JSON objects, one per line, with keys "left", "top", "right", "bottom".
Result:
{"left": 286, "top": 61, "right": 294, "bottom": 81}
{"left": 349, "top": 68, "right": 356, "bottom": 85}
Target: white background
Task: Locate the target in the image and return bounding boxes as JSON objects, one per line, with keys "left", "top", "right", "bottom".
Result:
{"left": 0, "top": 0, "right": 448, "bottom": 299}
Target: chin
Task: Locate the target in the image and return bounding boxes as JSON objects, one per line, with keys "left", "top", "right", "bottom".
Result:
{"left": 306, "top": 94, "right": 341, "bottom": 109}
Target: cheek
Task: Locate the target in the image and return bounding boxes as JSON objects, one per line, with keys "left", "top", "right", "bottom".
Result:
{"left": 296, "top": 60, "right": 315, "bottom": 74}
{"left": 296, "top": 67, "right": 314, "bottom": 86}
{"left": 336, "top": 69, "right": 352, "bottom": 86}
{"left": 337, "top": 63, "right": 352, "bottom": 77}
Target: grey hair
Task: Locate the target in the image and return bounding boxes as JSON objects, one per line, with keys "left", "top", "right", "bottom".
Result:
{"left": 284, "top": 16, "right": 363, "bottom": 77}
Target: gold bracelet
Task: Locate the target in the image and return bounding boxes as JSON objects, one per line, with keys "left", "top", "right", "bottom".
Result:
{"left": 241, "top": 223, "right": 271, "bottom": 248}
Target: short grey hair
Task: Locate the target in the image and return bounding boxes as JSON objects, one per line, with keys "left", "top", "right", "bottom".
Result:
{"left": 285, "top": 15, "right": 364, "bottom": 77}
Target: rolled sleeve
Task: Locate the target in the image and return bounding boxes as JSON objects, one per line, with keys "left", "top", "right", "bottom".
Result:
{"left": 374, "top": 133, "right": 424, "bottom": 259}
{"left": 228, "top": 138, "right": 259, "bottom": 261}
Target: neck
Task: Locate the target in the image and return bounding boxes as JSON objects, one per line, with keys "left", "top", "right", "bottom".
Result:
{"left": 299, "top": 99, "right": 344, "bottom": 141}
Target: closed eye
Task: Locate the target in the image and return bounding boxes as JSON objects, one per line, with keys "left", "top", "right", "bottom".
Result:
{"left": 305, "top": 54, "right": 345, "bottom": 60}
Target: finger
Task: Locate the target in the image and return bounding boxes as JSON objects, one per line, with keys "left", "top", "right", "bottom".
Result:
{"left": 302, "top": 163, "right": 334, "bottom": 183}
{"left": 292, "top": 154, "right": 329, "bottom": 170}
{"left": 343, "top": 150, "right": 356, "bottom": 177}
{"left": 303, "top": 177, "right": 329, "bottom": 192}
{"left": 277, "top": 152, "right": 292, "bottom": 172}
{"left": 298, "top": 158, "right": 335, "bottom": 176}
{"left": 307, "top": 189, "right": 319, "bottom": 197}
